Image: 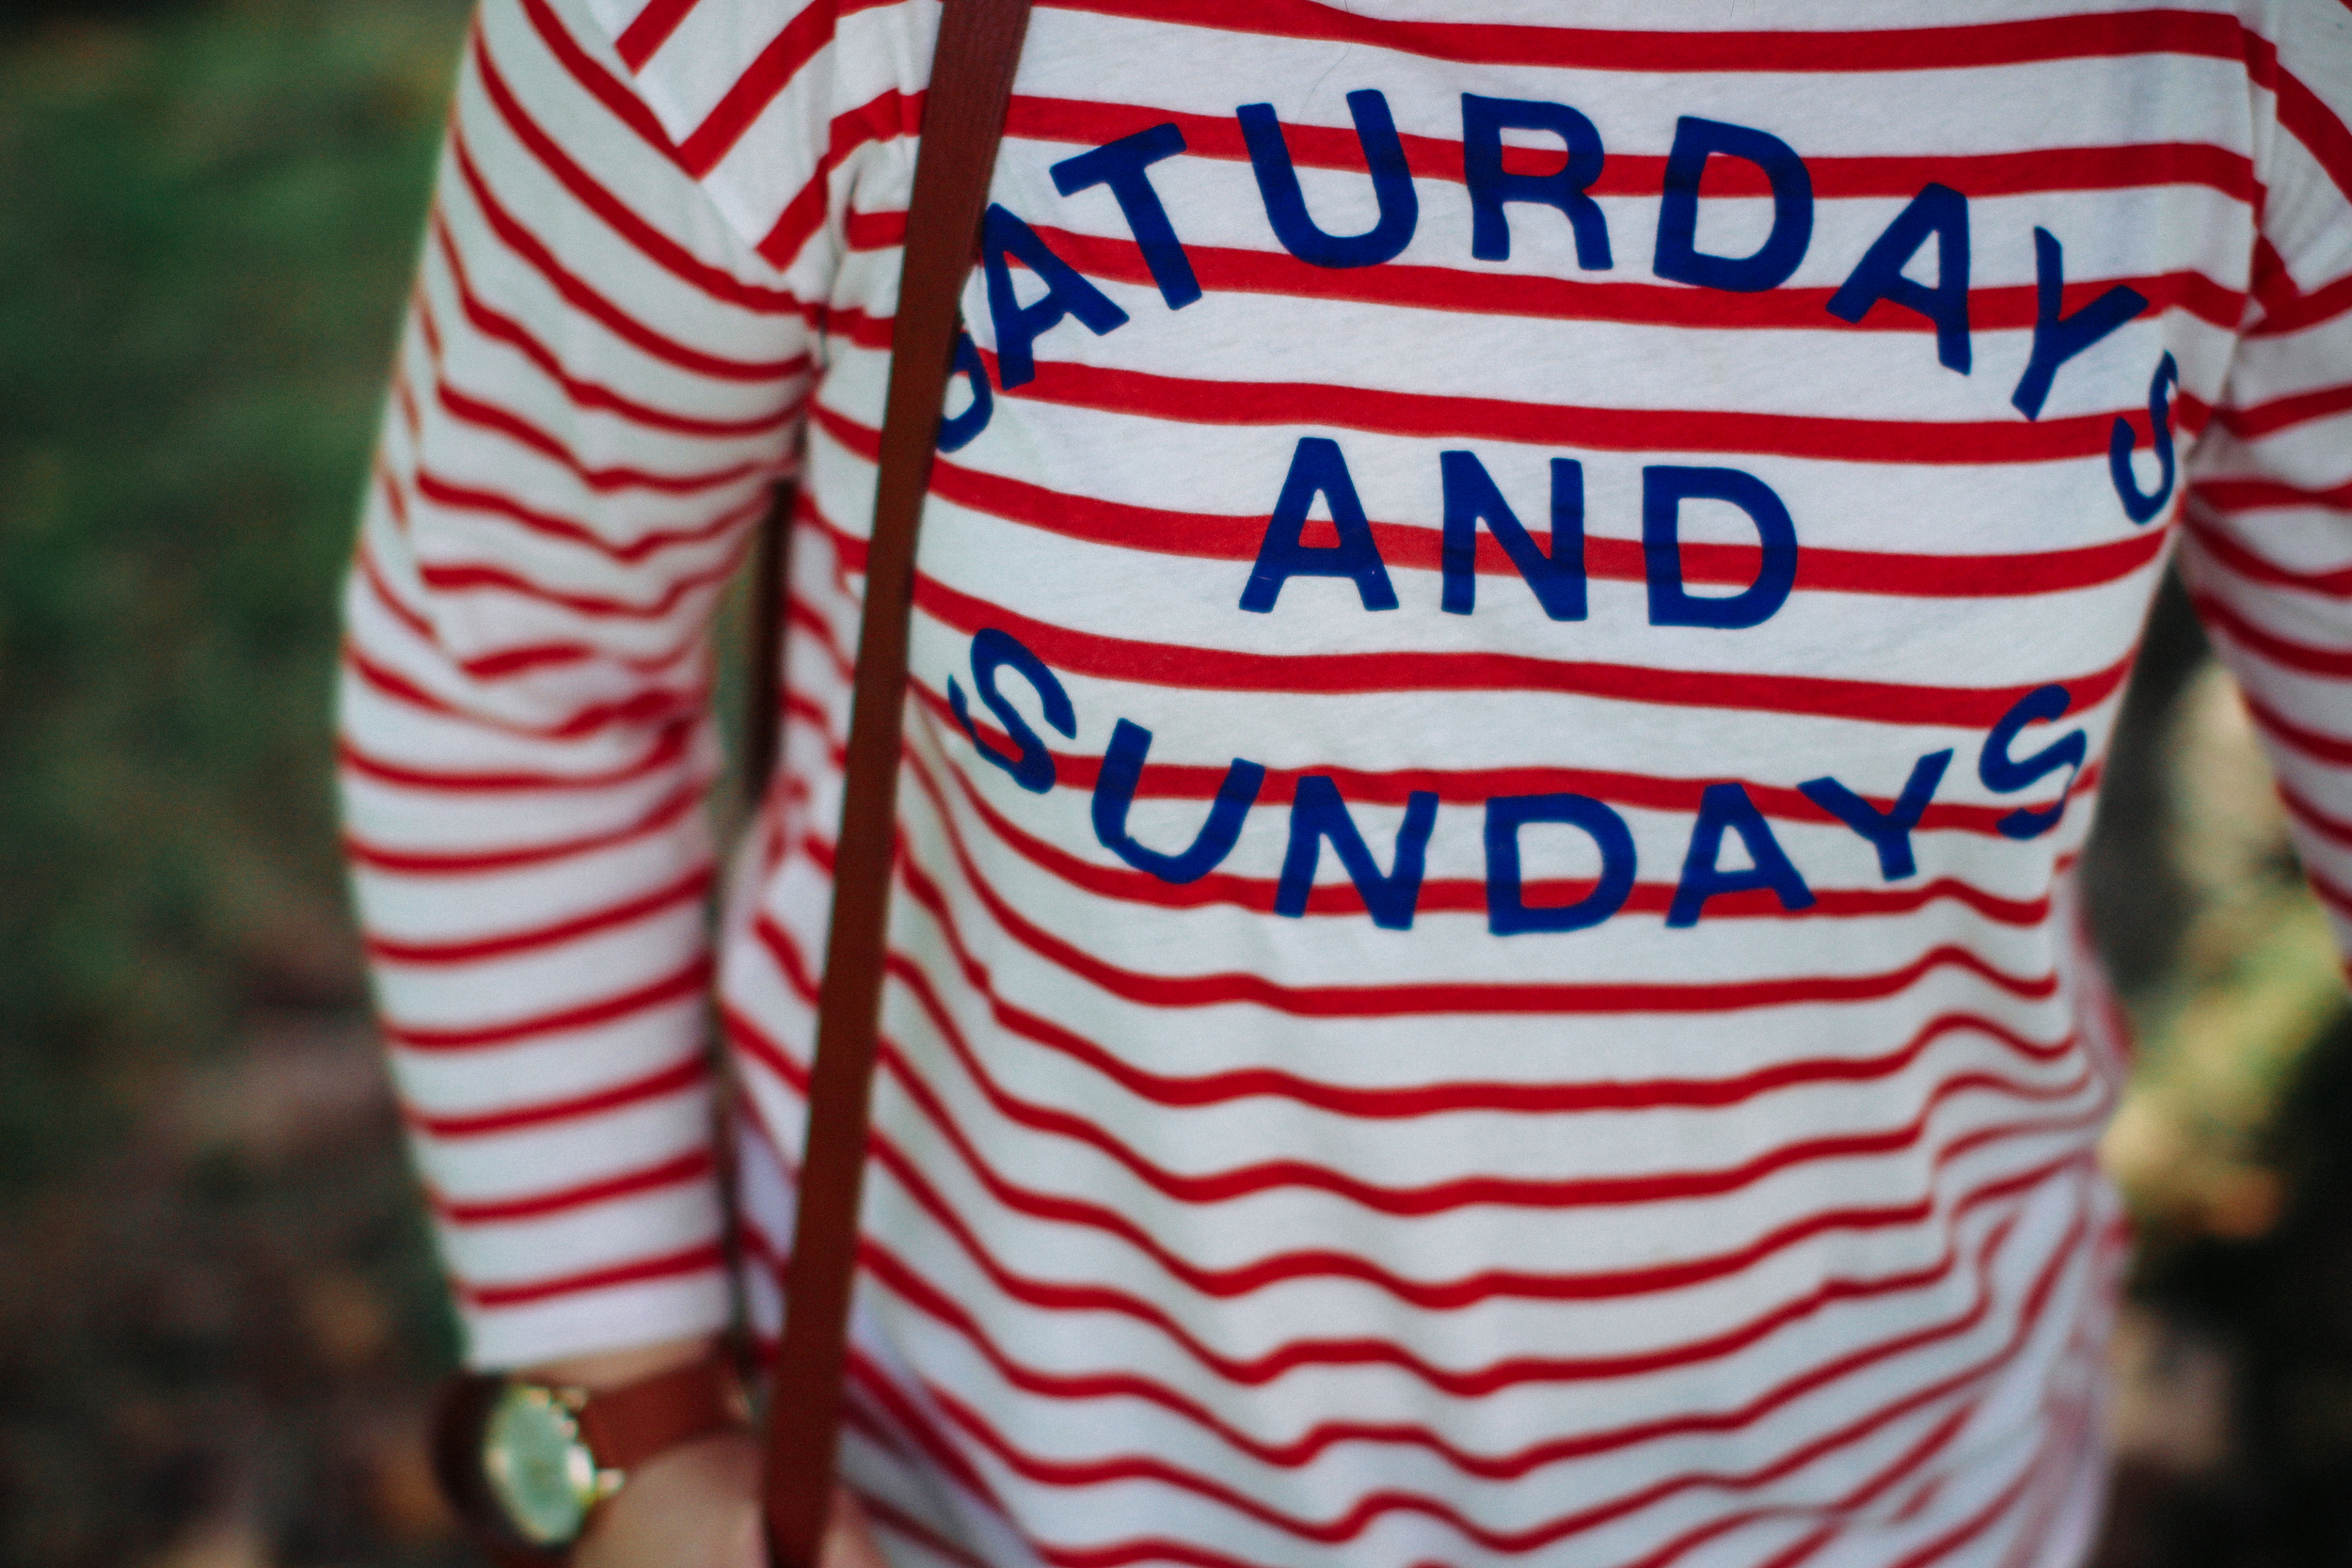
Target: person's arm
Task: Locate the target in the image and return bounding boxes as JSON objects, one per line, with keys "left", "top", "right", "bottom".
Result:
{"left": 340, "top": 0, "right": 809, "bottom": 1375}
{"left": 2178, "top": 7, "right": 2352, "bottom": 950}
{"left": 511, "top": 1336, "right": 884, "bottom": 1568}
{"left": 344, "top": 4, "right": 913, "bottom": 1557}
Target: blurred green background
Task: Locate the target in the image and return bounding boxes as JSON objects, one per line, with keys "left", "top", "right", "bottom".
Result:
{"left": 1, "top": 2, "right": 2350, "bottom": 1564}
{"left": 0, "top": 4, "right": 470, "bottom": 1562}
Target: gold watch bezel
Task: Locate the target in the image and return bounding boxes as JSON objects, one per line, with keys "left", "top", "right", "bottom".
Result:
{"left": 480, "top": 1381, "right": 627, "bottom": 1547}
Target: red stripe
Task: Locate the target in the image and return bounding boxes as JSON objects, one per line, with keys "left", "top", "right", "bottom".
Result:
{"left": 866, "top": 1130, "right": 2079, "bottom": 1395}
{"left": 366, "top": 538, "right": 601, "bottom": 686}
{"left": 388, "top": 547, "right": 714, "bottom": 693}
{"left": 430, "top": 214, "right": 801, "bottom": 438}
{"left": 2190, "top": 587, "right": 2352, "bottom": 677}
{"left": 343, "top": 783, "right": 702, "bottom": 877}
{"left": 988, "top": 351, "right": 2187, "bottom": 467}
{"left": 850, "top": 1183, "right": 2075, "bottom": 1485}
{"left": 1881, "top": 1435, "right": 2042, "bottom": 1568}
{"left": 2235, "top": 24, "right": 2352, "bottom": 203}
{"left": 411, "top": 274, "right": 444, "bottom": 359}
{"left": 414, "top": 463, "right": 768, "bottom": 557}
{"left": 756, "top": 87, "right": 923, "bottom": 269}
{"left": 2278, "top": 781, "right": 2352, "bottom": 852}
{"left": 913, "top": 571, "right": 2137, "bottom": 727}
{"left": 818, "top": 302, "right": 895, "bottom": 352}
{"left": 450, "top": 134, "right": 802, "bottom": 383}
{"left": 431, "top": 1148, "right": 714, "bottom": 1224}
{"left": 382, "top": 955, "right": 711, "bottom": 1051}
{"left": 810, "top": 403, "right": 2169, "bottom": 600}
{"left": 787, "top": 570, "right": 861, "bottom": 679}
{"left": 775, "top": 892, "right": 2076, "bottom": 1125}
{"left": 858, "top": 1495, "right": 991, "bottom": 1568}
{"left": 840, "top": 1349, "right": 1007, "bottom": 1510}
{"left": 926, "top": 1360, "right": 1970, "bottom": 1557}
{"left": 416, "top": 531, "right": 748, "bottom": 625}
{"left": 342, "top": 641, "right": 706, "bottom": 740}
{"left": 924, "top": 1197, "right": 2090, "bottom": 1568}
{"left": 428, "top": 382, "right": 756, "bottom": 497}
{"left": 872, "top": 1062, "right": 2099, "bottom": 1307}
{"left": 844, "top": 207, "right": 905, "bottom": 250}
{"left": 934, "top": 1346, "right": 1993, "bottom": 1559}
{"left": 2214, "top": 378, "right": 2352, "bottom": 439}
{"left": 921, "top": 740, "right": 2050, "bottom": 927}
{"left": 392, "top": 362, "right": 423, "bottom": 441}
{"left": 1008, "top": 94, "right": 2261, "bottom": 206}
{"left": 514, "top": 0, "right": 680, "bottom": 158}
{"left": 453, "top": 1240, "right": 725, "bottom": 1309}
{"left": 860, "top": 1212, "right": 1994, "bottom": 1464}
{"left": 2184, "top": 513, "right": 2352, "bottom": 595}
{"left": 1030, "top": 217, "right": 2246, "bottom": 334}
{"left": 2243, "top": 689, "right": 2352, "bottom": 768}
{"left": 898, "top": 802, "right": 2076, "bottom": 1071}
{"left": 2249, "top": 236, "right": 2302, "bottom": 322}
{"left": 905, "top": 675, "right": 2100, "bottom": 838}
{"left": 351, "top": 524, "right": 437, "bottom": 655}
{"left": 675, "top": 0, "right": 899, "bottom": 176}
{"left": 472, "top": 31, "right": 810, "bottom": 318}
{"left": 613, "top": 0, "right": 699, "bottom": 68}
{"left": 1037, "top": 1, "right": 2249, "bottom": 75}
{"left": 895, "top": 920, "right": 2072, "bottom": 1126}
{"left": 366, "top": 866, "right": 711, "bottom": 963}
{"left": 355, "top": 558, "right": 711, "bottom": 683}
{"left": 333, "top": 721, "right": 693, "bottom": 795}
{"left": 2303, "top": 862, "right": 2352, "bottom": 924}
{"left": 912, "top": 803, "right": 2062, "bottom": 1017}
{"left": 2196, "top": 473, "right": 2352, "bottom": 514}
{"left": 2251, "top": 268, "right": 2352, "bottom": 336}
{"left": 2274, "top": 63, "right": 2352, "bottom": 206}
{"left": 405, "top": 1054, "right": 707, "bottom": 1138}
{"left": 883, "top": 972, "right": 2089, "bottom": 1213}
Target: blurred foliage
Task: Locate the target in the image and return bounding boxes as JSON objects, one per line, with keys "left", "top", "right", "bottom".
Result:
{"left": 2103, "top": 659, "right": 2343, "bottom": 1244}
{"left": 0, "top": 3, "right": 475, "bottom": 1564}
{"left": 0, "top": 0, "right": 470, "bottom": 1190}
{"left": 2081, "top": 586, "right": 2352, "bottom": 1567}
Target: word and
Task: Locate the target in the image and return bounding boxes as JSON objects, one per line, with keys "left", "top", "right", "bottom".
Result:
{"left": 1243, "top": 438, "right": 1797, "bottom": 628}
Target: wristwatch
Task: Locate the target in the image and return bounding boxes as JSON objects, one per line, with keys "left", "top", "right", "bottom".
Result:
{"left": 431, "top": 1354, "right": 752, "bottom": 1565}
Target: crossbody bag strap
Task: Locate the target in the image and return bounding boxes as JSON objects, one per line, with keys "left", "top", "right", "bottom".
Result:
{"left": 759, "top": 1, "right": 1034, "bottom": 1562}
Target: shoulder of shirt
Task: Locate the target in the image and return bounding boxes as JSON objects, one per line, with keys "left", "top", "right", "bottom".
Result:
{"left": 564, "top": 0, "right": 936, "bottom": 156}
{"left": 504, "top": 0, "right": 934, "bottom": 280}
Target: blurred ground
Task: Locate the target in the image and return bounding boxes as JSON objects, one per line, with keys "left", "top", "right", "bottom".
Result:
{"left": 0, "top": 2, "right": 2347, "bottom": 1565}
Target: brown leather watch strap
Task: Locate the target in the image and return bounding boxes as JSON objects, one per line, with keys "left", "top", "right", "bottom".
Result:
{"left": 575, "top": 1354, "right": 748, "bottom": 1474}
{"left": 759, "top": 1, "right": 1034, "bottom": 1565}
{"left": 431, "top": 1372, "right": 564, "bottom": 1568}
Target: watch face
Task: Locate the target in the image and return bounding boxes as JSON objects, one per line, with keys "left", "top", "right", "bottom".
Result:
{"left": 482, "top": 1384, "right": 599, "bottom": 1546}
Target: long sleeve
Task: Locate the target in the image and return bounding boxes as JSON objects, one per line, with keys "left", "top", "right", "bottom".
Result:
{"left": 2181, "top": 2, "right": 2352, "bottom": 959}
{"left": 338, "top": 0, "right": 813, "bottom": 1368}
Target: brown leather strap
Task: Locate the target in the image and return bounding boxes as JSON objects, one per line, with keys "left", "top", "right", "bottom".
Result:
{"left": 576, "top": 1354, "right": 748, "bottom": 1475}
{"left": 429, "top": 1373, "right": 566, "bottom": 1568}
{"left": 760, "top": 2, "right": 1034, "bottom": 1563}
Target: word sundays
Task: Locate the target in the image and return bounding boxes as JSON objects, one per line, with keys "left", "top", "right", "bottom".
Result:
{"left": 940, "top": 95, "right": 2184, "bottom": 524}
{"left": 948, "top": 626, "right": 2090, "bottom": 937}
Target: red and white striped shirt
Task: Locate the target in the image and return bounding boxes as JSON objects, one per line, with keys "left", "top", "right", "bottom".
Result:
{"left": 342, "top": 1, "right": 2352, "bottom": 1562}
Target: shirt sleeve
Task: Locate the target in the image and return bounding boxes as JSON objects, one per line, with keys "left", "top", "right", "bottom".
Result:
{"left": 338, "top": 0, "right": 815, "bottom": 1368}
{"left": 2179, "top": 1, "right": 2352, "bottom": 960}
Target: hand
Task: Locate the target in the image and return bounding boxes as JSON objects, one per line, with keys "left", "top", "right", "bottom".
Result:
{"left": 570, "top": 1429, "right": 887, "bottom": 1568}
{"left": 518, "top": 1337, "right": 889, "bottom": 1568}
